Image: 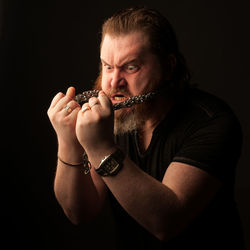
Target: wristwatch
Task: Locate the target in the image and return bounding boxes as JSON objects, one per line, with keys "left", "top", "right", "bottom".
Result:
{"left": 95, "top": 148, "right": 125, "bottom": 176}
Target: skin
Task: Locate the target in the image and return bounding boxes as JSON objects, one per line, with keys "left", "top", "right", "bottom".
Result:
{"left": 47, "top": 31, "right": 221, "bottom": 241}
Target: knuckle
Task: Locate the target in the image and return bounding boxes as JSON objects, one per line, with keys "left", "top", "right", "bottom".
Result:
{"left": 89, "top": 97, "right": 98, "bottom": 106}
{"left": 89, "top": 97, "right": 98, "bottom": 102}
{"left": 69, "top": 99, "right": 77, "bottom": 105}
{"left": 64, "top": 95, "right": 72, "bottom": 103}
{"left": 58, "top": 92, "right": 64, "bottom": 98}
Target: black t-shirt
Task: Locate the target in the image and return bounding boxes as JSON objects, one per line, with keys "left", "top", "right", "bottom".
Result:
{"left": 110, "top": 88, "right": 245, "bottom": 249}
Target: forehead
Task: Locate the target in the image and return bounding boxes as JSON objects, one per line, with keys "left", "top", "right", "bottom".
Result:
{"left": 100, "top": 32, "right": 150, "bottom": 64}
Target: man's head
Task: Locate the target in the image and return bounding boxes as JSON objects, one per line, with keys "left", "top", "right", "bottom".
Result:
{"left": 96, "top": 7, "right": 190, "bottom": 89}
{"left": 94, "top": 7, "right": 190, "bottom": 134}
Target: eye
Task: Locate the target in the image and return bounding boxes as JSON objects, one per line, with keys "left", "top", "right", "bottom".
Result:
{"left": 125, "top": 64, "right": 139, "bottom": 73}
{"left": 103, "top": 63, "right": 113, "bottom": 72}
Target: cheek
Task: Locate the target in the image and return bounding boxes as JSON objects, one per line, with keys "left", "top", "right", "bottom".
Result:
{"left": 130, "top": 73, "right": 149, "bottom": 93}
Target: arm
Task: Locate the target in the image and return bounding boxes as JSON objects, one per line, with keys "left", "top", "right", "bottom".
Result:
{"left": 54, "top": 146, "right": 108, "bottom": 224}
{"left": 87, "top": 153, "right": 221, "bottom": 241}
{"left": 75, "top": 92, "right": 221, "bottom": 241}
{"left": 47, "top": 87, "right": 107, "bottom": 224}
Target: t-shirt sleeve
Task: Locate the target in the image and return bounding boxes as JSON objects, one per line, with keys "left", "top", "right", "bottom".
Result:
{"left": 172, "top": 113, "right": 242, "bottom": 181}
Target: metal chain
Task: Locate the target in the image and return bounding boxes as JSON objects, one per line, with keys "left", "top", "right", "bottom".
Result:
{"left": 75, "top": 90, "right": 157, "bottom": 110}
{"left": 75, "top": 90, "right": 100, "bottom": 104}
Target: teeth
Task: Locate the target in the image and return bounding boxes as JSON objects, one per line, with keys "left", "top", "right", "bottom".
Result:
{"left": 114, "top": 96, "right": 125, "bottom": 101}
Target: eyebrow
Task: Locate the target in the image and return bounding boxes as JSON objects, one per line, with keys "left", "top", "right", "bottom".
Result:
{"left": 100, "top": 58, "right": 142, "bottom": 68}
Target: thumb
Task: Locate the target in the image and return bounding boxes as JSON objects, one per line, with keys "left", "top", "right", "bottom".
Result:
{"left": 66, "top": 86, "right": 75, "bottom": 99}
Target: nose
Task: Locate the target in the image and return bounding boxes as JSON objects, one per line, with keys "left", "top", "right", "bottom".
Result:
{"left": 110, "top": 68, "right": 126, "bottom": 89}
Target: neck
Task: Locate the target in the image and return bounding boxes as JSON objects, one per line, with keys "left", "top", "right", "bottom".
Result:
{"left": 137, "top": 95, "right": 175, "bottom": 152}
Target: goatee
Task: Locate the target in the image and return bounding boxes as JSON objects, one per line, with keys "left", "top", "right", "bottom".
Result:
{"left": 113, "top": 99, "right": 153, "bottom": 135}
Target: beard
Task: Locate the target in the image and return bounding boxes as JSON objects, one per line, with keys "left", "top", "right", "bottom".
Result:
{"left": 93, "top": 72, "right": 162, "bottom": 135}
{"left": 112, "top": 100, "right": 152, "bottom": 135}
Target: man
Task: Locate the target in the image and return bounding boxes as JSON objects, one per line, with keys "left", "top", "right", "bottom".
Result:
{"left": 47, "top": 7, "right": 245, "bottom": 249}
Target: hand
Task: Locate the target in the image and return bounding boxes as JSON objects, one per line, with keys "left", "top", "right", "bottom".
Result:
{"left": 75, "top": 91, "right": 116, "bottom": 158}
{"left": 47, "top": 86, "right": 82, "bottom": 149}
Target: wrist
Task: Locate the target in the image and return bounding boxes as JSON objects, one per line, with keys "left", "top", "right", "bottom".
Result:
{"left": 94, "top": 147, "right": 125, "bottom": 177}
{"left": 57, "top": 139, "right": 84, "bottom": 163}
{"left": 57, "top": 152, "right": 92, "bottom": 174}
{"left": 85, "top": 144, "right": 117, "bottom": 168}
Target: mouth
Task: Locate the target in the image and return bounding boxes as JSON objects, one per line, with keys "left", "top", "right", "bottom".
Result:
{"left": 111, "top": 93, "right": 130, "bottom": 103}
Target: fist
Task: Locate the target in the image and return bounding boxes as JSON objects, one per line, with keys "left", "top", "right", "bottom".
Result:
{"left": 75, "top": 91, "right": 115, "bottom": 155}
{"left": 47, "top": 86, "right": 81, "bottom": 146}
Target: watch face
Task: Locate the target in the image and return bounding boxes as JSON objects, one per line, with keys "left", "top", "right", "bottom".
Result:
{"left": 97, "top": 156, "right": 122, "bottom": 176}
{"left": 107, "top": 158, "right": 120, "bottom": 174}
{"left": 96, "top": 148, "right": 125, "bottom": 176}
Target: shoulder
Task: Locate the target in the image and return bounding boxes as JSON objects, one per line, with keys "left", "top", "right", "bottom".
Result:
{"left": 164, "top": 88, "right": 243, "bottom": 181}
{"left": 169, "top": 88, "right": 242, "bottom": 137}
{"left": 181, "top": 87, "right": 236, "bottom": 119}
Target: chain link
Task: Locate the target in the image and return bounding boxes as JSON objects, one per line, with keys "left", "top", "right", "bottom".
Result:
{"left": 75, "top": 90, "right": 157, "bottom": 110}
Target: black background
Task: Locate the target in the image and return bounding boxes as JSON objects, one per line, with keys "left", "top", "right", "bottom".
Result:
{"left": 2, "top": 0, "right": 250, "bottom": 249}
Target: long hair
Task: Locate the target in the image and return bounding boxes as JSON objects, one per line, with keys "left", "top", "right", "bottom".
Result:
{"left": 98, "top": 6, "right": 191, "bottom": 90}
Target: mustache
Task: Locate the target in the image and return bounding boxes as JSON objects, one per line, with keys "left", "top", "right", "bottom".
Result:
{"left": 107, "top": 88, "right": 132, "bottom": 98}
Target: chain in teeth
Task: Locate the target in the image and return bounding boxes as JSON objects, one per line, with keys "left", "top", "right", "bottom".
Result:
{"left": 75, "top": 90, "right": 157, "bottom": 110}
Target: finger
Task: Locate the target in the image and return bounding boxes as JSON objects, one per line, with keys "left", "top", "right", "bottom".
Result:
{"left": 88, "top": 97, "right": 99, "bottom": 108}
{"left": 52, "top": 94, "right": 74, "bottom": 113}
{"left": 70, "top": 106, "right": 81, "bottom": 116}
{"left": 81, "top": 103, "right": 91, "bottom": 114}
{"left": 66, "top": 86, "right": 75, "bottom": 99}
{"left": 66, "top": 100, "right": 80, "bottom": 110}
{"left": 63, "top": 100, "right": 80, "bottom": 115}
{"left": 98, "top": 90, "right": 112, "bottom": 109}
{"left": 49, "top": 92, "right": 65, "bottom": 109}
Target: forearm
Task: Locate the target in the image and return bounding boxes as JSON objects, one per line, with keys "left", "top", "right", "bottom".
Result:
{"left": 54, "top": 143, "right": 106, "bottom": 224}
{"left": 87, "top": 151, "right": 184, "bottom": 241}
{"left": 47, "top": 87, "right": 108, "bottom": 223}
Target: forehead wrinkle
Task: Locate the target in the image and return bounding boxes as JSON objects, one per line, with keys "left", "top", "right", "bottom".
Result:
{"left": 101, "top": 54, "right": 143, "bottom": 68}
{"left": 100, "top": 32, "right": 149, "bottom": 67}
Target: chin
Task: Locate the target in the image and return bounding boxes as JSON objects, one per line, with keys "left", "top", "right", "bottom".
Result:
{"left": 113, "top": 103, "right": 148, "bottom": 135}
